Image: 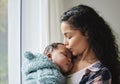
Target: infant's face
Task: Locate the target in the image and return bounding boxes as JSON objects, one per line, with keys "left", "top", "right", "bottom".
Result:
{"left": 51, "top": 44, "right": 73, "bottom": 74}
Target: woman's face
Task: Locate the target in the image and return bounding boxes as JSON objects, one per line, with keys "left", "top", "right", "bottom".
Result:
{"left": 61, "top": 22, "right": 89, "bottom": 56}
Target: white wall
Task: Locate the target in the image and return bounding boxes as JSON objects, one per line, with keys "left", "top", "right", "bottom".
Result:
{"left": 63, "top": 0, "right": 120, "bottom": 49}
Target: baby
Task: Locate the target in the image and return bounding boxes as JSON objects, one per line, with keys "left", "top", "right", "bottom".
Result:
{"left": 23, "top": 43, "right": 73, "bottom": 84}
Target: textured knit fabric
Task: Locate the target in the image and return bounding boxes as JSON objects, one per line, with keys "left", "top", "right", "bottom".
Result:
{"left": 79, "top": 61, "right": 112, "bottom": 84}
{"left": 22, "top": 51, "right": 66, "bottom": 84}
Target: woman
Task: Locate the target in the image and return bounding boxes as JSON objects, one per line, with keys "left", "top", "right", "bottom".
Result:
{"left": 60, "top": 4, "right": 120, "bottom": 84}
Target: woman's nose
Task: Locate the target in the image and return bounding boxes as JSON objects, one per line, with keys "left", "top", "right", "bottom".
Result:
{"left": 63, "top": 39, "right": 68, "bottom": 46}
{"left": 64, "top": 41, "right": 70, "bottom": 49}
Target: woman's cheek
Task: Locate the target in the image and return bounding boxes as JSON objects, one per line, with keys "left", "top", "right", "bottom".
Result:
{"left": 70, "top": 37, "right": 79, "bottom": 47}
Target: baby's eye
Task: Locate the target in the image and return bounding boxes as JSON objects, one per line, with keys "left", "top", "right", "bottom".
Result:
{"left": 62, "top": 53, "right": 67, "bottom": 57}
{"left": 63, "top": 54, "right": 67, "bottom": 57}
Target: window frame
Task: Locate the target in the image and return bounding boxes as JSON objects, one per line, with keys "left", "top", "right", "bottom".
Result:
{"left": 8, "top": 0, "right": 22, "bottom": 84}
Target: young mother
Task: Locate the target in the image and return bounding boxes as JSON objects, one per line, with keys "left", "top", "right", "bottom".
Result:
{"left": 60, "top": 5, "right": 120, "bottom": 84}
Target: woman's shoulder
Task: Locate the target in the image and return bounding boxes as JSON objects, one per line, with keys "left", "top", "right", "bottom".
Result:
{"left": 80, "top": 61, "right": 112, "bottom": 84}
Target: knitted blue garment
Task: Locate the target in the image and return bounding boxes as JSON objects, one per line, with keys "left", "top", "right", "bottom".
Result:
{"left": 22, "top": 51, "right": 66, "bottom": 84}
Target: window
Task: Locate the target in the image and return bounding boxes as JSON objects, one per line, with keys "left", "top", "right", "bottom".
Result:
{"left": 8, "top": 0, "right": 21, "bottom": 84}
{"left": 8, "top": 0, "right": 64, "bottom": 84}
{"left": 21, "top": 0, "right": 64, "bottom": 83}
{"left": 0, "top": 0, "right": 8, "bottom": 84}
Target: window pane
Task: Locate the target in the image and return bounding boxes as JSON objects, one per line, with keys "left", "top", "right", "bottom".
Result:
{"left": 0, "top": 0, "right": 8, "bottom": 84}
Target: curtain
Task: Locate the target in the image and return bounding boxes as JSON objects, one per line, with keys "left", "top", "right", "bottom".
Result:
{"left": 39, "top": 0, "right": 64, "bottom": 52}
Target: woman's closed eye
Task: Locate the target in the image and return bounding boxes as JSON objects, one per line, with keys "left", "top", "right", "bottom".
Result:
{"left": 64, "top": 33, "right": 72, "bottom": 39}
{"left": 68, "top": 36, "right": 72, "bottom": 39}
{"left": 66, "top": 35, "right": 72, "bottom": 39}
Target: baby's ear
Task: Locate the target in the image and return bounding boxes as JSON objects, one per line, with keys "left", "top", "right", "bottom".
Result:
{"left": 46, "top": 53, "right": 52, "bottom": 60}
{"left": 24, "top": 51, "right": 36, "bottom": 60}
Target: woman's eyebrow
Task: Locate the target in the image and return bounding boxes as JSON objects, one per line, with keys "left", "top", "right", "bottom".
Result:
{"left": 64, "top": 32, "right": 71, "bottom": 36}
{"left": 64, "top": 32, "right": 68, "bottom": 36}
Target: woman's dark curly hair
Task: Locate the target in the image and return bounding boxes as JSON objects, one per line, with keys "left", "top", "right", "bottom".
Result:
{"left": 61, "top": 4, "right": 120, "bottom": 84}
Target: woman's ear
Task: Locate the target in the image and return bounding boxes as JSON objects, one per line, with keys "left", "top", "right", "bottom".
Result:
{"left": 47, "top": 53, "right": 52, "bottom": 60}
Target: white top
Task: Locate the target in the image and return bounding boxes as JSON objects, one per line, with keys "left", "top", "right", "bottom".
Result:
{"left": 67, "top": 61, "right": 100, "bottom": 84}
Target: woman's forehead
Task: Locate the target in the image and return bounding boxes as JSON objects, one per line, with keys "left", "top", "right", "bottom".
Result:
{"left": 61, "top": 22, "right": 72, "bottom": 31}
{"left": 61, "top": 22, "right": 81, "bottom": 34}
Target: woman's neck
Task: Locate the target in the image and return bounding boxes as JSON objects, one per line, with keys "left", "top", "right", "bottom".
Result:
{"left": 70, "top": 48, "right": 98, "bottom": 74}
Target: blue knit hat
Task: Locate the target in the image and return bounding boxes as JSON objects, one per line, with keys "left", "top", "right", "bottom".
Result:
{"left": 22, "top": 51, "right": 66, "bottom": 84}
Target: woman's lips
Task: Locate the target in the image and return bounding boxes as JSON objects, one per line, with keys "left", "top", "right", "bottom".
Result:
{"left": 69, "top": 48, "right": 73, "bottom": 52}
